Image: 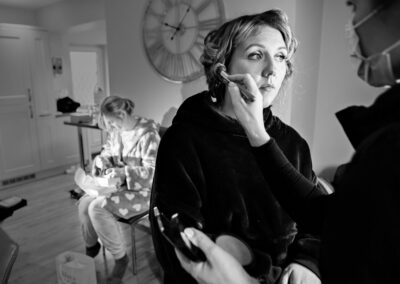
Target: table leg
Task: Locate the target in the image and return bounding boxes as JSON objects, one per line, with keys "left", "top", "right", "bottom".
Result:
{"left": 72, "top": 127, "right": 85, "bottom": 199}
{"left": 77, "top": 127, "right": 86, "bottom": 169}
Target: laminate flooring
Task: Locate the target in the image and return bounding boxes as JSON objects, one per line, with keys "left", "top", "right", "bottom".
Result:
{"left": 1, "top": 173, "right": 163, "bottom": 284}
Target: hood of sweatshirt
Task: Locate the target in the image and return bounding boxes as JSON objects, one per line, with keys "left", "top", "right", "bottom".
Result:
{"left": 118, "top": 116, "right": 159, "bottom": 150}
{"left": 172, "top": 91, "right": 274, "bottom": 135}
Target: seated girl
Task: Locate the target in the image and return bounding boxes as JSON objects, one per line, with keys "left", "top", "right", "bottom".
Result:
{"left": 78, "top": 96, "right": 160, "bottom": 283}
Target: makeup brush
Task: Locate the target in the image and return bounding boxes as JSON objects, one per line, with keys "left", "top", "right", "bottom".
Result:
{"left": 215, "top": 63, "right": 255, "bottom": 103}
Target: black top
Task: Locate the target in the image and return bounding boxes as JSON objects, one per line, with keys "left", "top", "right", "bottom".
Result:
{"left": 253, "top": 84, "right": 400, "bottom": 284}
{"left": 150, "top": 91, "right": 324, "bottom": 283}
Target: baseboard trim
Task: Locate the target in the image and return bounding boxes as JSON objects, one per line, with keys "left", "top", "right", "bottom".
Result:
{"left": 0, "top": 164, "right": 75, "bottom": 190}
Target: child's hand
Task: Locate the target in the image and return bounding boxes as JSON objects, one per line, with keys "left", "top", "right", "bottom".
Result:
{"left": 103, "top": 168, "right": 126, "bottom": 189}
{"left": 94, "top": 156, "right": 107, "bottom": 168}
{"left": 104, "top": 168, "right": 126, "bottom": 179}
{"left": 91, "top": 156, "right": 112, "bottom": 176}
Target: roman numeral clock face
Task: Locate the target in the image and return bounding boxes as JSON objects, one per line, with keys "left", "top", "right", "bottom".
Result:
{"left": 142, "top": 0, "right": 225, "bottom": 83}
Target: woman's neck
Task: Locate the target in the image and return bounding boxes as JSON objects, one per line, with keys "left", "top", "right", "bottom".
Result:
{"left": 219, "top": 92, "right": 237, "bottom": 119}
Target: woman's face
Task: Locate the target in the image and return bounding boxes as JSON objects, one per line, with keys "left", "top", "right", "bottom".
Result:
{"left": 103, "top": 112, "right": 129, "bottom": 131}
{"left": 228, "top": 25, "right": 288, "bottom": 108}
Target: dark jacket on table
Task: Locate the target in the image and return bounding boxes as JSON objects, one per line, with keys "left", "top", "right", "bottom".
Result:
{"left": 149, "top": 91, "right": 324, "bottom": 284}
{"left": 254, "top": 84, "right": 400, "bottom": 284}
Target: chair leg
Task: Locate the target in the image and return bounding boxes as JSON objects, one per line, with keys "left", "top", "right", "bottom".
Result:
{"left": 132, "top": 225, "right": 137, "bottom": 275}
{"left": 102, "top": 245, "right": 108, "bottom": 279}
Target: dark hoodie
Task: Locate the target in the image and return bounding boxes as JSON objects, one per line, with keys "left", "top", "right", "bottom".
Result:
{"left": 149, "top": 91, "right": 324, "bottom": 283}
{"left": 252, "top": 84, "right": 400, "bottom": 284}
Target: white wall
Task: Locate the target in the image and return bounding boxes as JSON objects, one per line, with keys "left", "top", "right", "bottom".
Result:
{"left": 290, "top": 0, "right": 323, "bottom": 148}
{"left": 311, "top": 0, "right": 382, "bottom": 178}
{"left": 105, "top": 0, "right": 298, "bottom": 127}
{"left": 64, "top": 21, "right": 106, "bottom": 46}
{"left": 0, "top": 5, "right": 36, "bottom": 25}
{"left": 35, "top": 0, "right": 104, "bottom": 32}
{"left": 34, "top": 0, "right": 106, "bottom": 103}
{"left": 47, "top": 33, "right": 74, "bottom": 100}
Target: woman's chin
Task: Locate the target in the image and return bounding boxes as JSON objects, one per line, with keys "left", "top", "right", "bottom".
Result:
{"left": 262, "top": 93, "right": 278, "bottom": 108}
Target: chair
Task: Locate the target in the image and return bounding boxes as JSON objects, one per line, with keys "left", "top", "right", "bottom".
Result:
{"left": 102, "top": 210, "right": 150, "bottom": 276}
{"left": 117, "top": 210, "right": 150, "bottom": 275}
{"left": 0, "top": 228, "right": 19, "bottom": 284}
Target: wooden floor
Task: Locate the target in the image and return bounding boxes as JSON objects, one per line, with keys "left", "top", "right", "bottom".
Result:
{"left": 0, "top": 173, "right": 163, "bottom": 284}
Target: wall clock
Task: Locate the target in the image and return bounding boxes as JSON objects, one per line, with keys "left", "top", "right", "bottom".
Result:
{"left": 142, "top": 0, "right": 225, "bottom": 83}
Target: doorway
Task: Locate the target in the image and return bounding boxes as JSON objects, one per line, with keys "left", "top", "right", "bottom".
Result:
{"left": 70, "top": 46, "right": 107, "bottom": 106}
{"left": 69, "top": 46, "right": 108, "bottom": 160}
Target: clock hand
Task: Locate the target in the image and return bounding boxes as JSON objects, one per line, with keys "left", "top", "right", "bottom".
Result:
{"left": 177, "top": 6, "right": 191, "bottom": 27}
{"left": 164, "top": 22, "right": 179, "bottom": 30}
{"left": 171, "top": 6, "right": 191, "bottom": 40}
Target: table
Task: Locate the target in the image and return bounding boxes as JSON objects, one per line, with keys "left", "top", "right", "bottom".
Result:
{"left": 64, "top": 121, "right": 101, "bottom": 170}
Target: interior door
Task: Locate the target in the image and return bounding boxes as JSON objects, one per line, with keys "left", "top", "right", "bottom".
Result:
{"left": 30, "top": 31, "right": 57, "bottom": 169}
{"left": 31, "top": 31, "right": 80, "bottom": 169}
{"left": 0, "top": 26, "right": 40, "bottom": 180}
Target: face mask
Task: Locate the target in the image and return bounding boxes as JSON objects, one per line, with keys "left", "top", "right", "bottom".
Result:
{"left": 346, "top": 5, "right": 400, "bottom": 87}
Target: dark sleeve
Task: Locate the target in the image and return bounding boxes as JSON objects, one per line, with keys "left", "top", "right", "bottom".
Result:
{"left": 149, "top": 127, "right": 204, "bottom": 284}
{"left": 277, "top": 137, "right": 324, "bottom": 278}
{"left": 287, "top": 190, "right": 322, "bottom": 277}
{"left": 252, "top": 139, "right": 330, "bottom": 235}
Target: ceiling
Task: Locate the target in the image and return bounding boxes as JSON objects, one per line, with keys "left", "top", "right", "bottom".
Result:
{"left": 0, "top": 0, "right": 106, "bottom": 45}
{"left": 0, "top": 0, "right": 66, "bottom": 10}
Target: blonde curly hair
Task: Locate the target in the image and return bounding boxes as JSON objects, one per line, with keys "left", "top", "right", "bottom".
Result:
{"left": 201, "top": 9, "right": 298, "bottom": 106}
{"left": 98, "top": 96, "right": 135, "bottom": 130}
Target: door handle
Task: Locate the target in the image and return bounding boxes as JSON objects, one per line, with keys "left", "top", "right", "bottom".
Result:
{"left": 27, "top": 88, "right": 33, "bottom": 118}
{"left": 27, "top": 88, "right": 32, "bottom": 102}
{"left": 29, "top": 105, "right": 34, "bottom": 119}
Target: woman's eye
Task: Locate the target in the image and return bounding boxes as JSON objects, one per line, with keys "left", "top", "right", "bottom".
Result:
{"left": 248, "top": 52, "right": 262, "bottom": 60}
{"left": 276, "top": 53, "right": 287, "bottom": 62}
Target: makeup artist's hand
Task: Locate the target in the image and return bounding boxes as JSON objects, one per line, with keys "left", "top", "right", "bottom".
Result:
{"left": 227, "top": 73, "right": 270, "bottom": 147}
{"left": 175, "top": 228, "right": 259, "bottom": 284}
{"left": 279, "top": 263, "right": 321, "bottom": 284}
